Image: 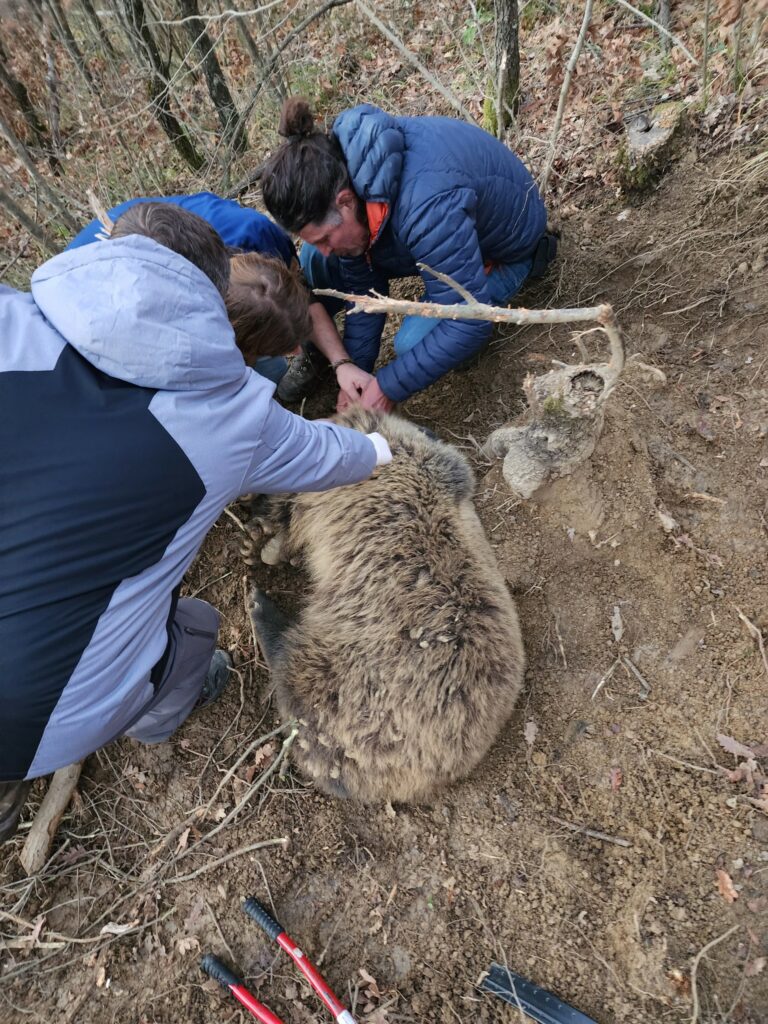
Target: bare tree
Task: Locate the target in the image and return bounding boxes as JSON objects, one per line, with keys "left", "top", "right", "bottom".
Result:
{"left": 0, "top": 36, "right": 53, "bottom": 155}
{"left": 491, "top": 0, "right": 520, "bottom": 135}
{"left": 123, "top": 0, "right": 205, "bottom": 171}
{"left": 43, "top": 0, "right": 96, "bottom": 93}
{"left": 177, "top": 0, "right": 247, "bottom": 154}
{"left": 0, "top": 185, "right": 58, "bottom": 255}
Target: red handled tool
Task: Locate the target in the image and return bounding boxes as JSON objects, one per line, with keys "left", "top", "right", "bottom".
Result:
{"left": 243, "top": 896, "right": 358, "bottom": 1024}
{"left": 200, "top": 953, "right": 285, "bottom": 1024}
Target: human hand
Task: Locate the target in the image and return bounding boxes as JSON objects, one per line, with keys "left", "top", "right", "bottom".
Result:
{"left": 336, "top": 362, "right": 374, "bottom": 404}
{"left": 359, "top": 377, "right": 395, "bottom": 413}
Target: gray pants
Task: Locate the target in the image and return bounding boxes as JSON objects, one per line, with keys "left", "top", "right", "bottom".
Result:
{"left": 123, "top": 596, "right": 220, "bottom": 744}
{"left": 0, "top": 598, "right": 219, "bottom": 842}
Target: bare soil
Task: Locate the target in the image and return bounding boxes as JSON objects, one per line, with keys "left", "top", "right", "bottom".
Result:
{"left": 2, "top": 144, "right": 768, "bottom": 1024}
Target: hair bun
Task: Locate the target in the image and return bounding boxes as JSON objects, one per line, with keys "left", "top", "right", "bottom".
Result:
{"left": 278, "top": 97, "right": 315, "bottom": 139}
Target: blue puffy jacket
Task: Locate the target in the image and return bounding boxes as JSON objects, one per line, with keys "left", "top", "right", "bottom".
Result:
{"left": 68, "top": 192, "right": 296, "bottom": 266}
{"left": 331, "top": 106, "right": 547, "bottom": 402}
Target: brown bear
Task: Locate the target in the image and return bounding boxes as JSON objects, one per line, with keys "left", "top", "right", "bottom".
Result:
{"left": 247, "top": 409, "right": 525, "bottom": 804}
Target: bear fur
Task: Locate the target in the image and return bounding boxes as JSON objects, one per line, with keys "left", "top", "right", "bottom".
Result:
{"left": 247, "top": 409, "right": 526, "bottom": 804}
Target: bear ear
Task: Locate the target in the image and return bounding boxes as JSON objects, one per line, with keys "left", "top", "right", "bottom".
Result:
{"left": 426, "top": 447, "right": 475, "bottom": 502}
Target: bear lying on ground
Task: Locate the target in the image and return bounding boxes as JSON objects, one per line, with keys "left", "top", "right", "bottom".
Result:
{"left": 246, "top": 409, "right": 525, "bottom": 804}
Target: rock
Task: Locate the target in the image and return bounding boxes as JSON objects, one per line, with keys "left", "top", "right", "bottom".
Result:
{"left": 617, "top": 100, "right": 688, "bottom": 192}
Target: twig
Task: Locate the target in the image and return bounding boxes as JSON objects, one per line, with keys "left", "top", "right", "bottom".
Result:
{"left": 20, "top": 763, "right": 83, "bottom": 876}
{"left": 418, "top": 262, "right": 477, "bottom": 304}
{"left": 690, "top": 924, "right": 740, "bottom": 1024}
{"left": 539, "top": 0, "right": 594, "bottom": 194}
{"left": 592, "top": 658, "right": 620, "bottom": 700}
{"left": 222, "top": 506, "right": 248, "bottom": 532}
{"left": 649, "top": 750, "right": 720, "bottom": 776}
{"left": 734, "top": 606, "right": 768, "bottom": 679}
{"left": 702, "top": 0, "right": 712, "bottom": 111}
{"left": 356, "top": 0, "right": 475, "bottom": 124}
{"left": 162, "top": 838, "right": 287, "bottom": 885}
{"left": 550, "top": 815, "right": 632, "bottom": 847}
{"left": 614, "top": 0, "right": 699, "bottom": 65}
{"left": 622, "top": 656, "right": 651, "bottom": 700}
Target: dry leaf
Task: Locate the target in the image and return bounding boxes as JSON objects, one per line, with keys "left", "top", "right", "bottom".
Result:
{"left": 745, "top": 957, "right": 766, "bottom": 977}
{"left": 610, "top": 766, "right": 623, "bottom": 791}
{"left": 358, "top": 967, "right": 381, "bottom": 999}
{"left": 176, "top": 936, "right": 200, "bottom": 955}
{"left": 611, "top": 606, "right": 624, "bottom": 643}
{"left": 175, "top": 827, "right": 191, "bottom": 854}
{"left": 716, "top": 868, "right": 739, "bottom": 903}
{"left": 244, "top": 742, "right": 277, "bottom": 782}
{"left": 524, "top": 721, "right": 538, "bottom": 746}
{"left": 95, "top": 966, "right": 107, "bottom": 988}
{"left": 100, "top": 919, "right": 139, "bottom": 936}
{"left": 657, "top": 509, "right": 679, "bottom": 533}
{"left": 717, "top": 734, "right": 757, "bottom": 759}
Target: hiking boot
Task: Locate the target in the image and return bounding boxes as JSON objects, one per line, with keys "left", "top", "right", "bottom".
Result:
{"left": 0, "top": 779, "right": 32, "bottom": 843}
{"left": 276, "top": 350, "right": 320, "bottom": 403}
{"left": 196, "top": 650, "right": 233, "bottom": 710}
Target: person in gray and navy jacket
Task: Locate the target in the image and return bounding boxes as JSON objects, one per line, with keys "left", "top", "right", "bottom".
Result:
{"left": 0, "top": 203, "right": 391, "bottom": 842}
{"left": 260, "top": 98, "right": 551, "bottom": 411}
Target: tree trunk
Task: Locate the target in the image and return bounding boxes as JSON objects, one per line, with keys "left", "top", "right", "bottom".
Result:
{"left": 0, "top": 186, "right": 58, "bottom": 254}
{"left": 0, "top": 37, "right": 52, "bottom": 155}
{"left": 79, "top": 0, "right": 120, "bottom": 61}
{"left": 178, "top": 0, "right": 247, "bottom": 153}
{"left": 0, "top": 111, "right": 79, "bottom": 231}
{"left": 44, "top": 0, "right": 96, "bottom": 93}
{"left": 123, "top": 0, "right": 205, "bottom": 171}
{"left": 493, "top": 0, "right": 520, "bottom": 134}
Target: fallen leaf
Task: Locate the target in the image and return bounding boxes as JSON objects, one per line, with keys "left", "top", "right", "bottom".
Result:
{"left": 175, "top": 827, "right": 191, "bottom": 854}
{"left": 717, "top": 734, "right": 757, "bottom": 759}
{"left": 610, "top": 766, "right": 623, "bottom": 791}
{"left": 716, "top": 868, "right": 739, "bottom": 903}
{"left": 176, "top": 936, "right": 200, "bottom": 955}
{"left": 359, "top": 967, "right": 381, "bottom": 999}
{"left": 100, "top": 919, "right": 139, "bottom": 936}
{"left": 657, "top": 509, "right": 679, "bottom": 533}
{"left": 611, "top": 606, "right": 624, "bottom": 643}
{"left": 95, "top": 966, "right": 107, "bottom": 988}
{"left": 524, "top": 721, "right": 538, "bottom": 746}
{"left": 745, "top": 957, "right": 766, "bottom": 977}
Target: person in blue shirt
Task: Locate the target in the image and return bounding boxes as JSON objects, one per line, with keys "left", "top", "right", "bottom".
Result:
{"left": 68, "top": 192, "right": 374, "bottom": 406}
{"left": 260, "top": 100, "right": 552, "bottom": 411}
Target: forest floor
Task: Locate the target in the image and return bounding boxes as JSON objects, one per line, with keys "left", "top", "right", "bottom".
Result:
{"left": 2, "top": 3, "right": 768, "bottom": 1024}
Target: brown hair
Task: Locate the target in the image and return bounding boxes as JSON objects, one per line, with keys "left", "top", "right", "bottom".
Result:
{"left": 260, "top": 97, "right": 351, "bottom": 233}
{"left": 226, "top": 252, "right": 312, "bottom": 364}
{"left": 110, "top": 202, "right": 230, "bottom": 298}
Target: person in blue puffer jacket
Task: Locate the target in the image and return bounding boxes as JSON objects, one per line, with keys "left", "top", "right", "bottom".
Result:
{"left": 260, "top": 98, "right": 550, "bottom": 411}
{"left": 0, "top": 202, "right": 391, "bottom": 842}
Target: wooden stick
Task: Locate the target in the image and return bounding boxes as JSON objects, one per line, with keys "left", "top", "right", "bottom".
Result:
{"left": 550, "top": 815, "right": 632, "bottom": 848}
{"left": 20, "top": 762, "right": 83, "bottom": 876}
{"left": 690, "top": 924, "right": 739, "bottom": 1024}
{"left": 356, "top": 0, "right": 475, "bottom": 124}
{"left": 539, "top": 0, "right": 594, "bottom": 194}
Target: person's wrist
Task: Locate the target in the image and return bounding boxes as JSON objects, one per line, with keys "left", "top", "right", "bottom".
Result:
{"left": 366, "top": 432, "right": 392, "bottom": 466}
{"left": 332, "top": 358, "right": 355, "bottom": 373}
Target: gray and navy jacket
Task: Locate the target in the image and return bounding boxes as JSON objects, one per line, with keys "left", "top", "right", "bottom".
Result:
{"left": 330, "top": 105, "right": 547, "bottom": 402}
{"left": 0, "top": 236, "right": 377, "bottom": 781}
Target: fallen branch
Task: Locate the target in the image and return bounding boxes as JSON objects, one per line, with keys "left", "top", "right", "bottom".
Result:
{"left": 614, "top": 0, "right": 699, "bottom": 66}
{"left": 550, "top": 815, "right": 632, "bottom": 848}
{"left": 690, "top": 924, "right": 740, "bottom": 1024}
{"left": 356, "top": 0, "right": 476, "bottom": 124}
{"left": 735, "top": 606, "right": 768, "bottom": 679}
{"left": 20, "top": 763, "right": 83, "bottom": 876}
{"left": 539, "top": 0, "right": 593, "bottom": 194}
{"left": 315, "top": 283, "right": 624, "bottom": 351}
